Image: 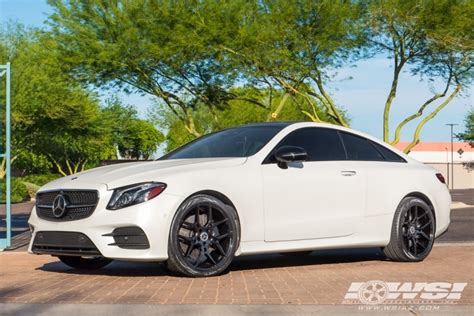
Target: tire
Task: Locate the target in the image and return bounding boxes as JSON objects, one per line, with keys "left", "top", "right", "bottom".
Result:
{"left": 58, "top": 256, "right": 112, "bottom": 270}
{"left": 166, "top": 194, "right": 240, "bottom": 277}
{"left": 384, "top": 196, "right": 435, "bottom": 262}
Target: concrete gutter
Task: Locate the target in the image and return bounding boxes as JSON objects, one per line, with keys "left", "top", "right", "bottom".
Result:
{"left": 1, "top": 303, "right": 473, "bottom": 316}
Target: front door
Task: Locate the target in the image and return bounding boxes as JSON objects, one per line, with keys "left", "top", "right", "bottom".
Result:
{"left": 261, "top": 127, "right": 366, "bottom": 242}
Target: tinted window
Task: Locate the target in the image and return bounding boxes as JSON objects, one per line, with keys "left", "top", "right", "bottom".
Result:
{"left": 371, "top": 141, "right": 406, "bottom": 162}
{"left": 271, "top": 128, "right": 346, "bottom": 162}
{"left": 340, "top": 132, "right": 385, "bottom": 161}
{"left": 163, "top": 126, "right": 285, "bottom": 159}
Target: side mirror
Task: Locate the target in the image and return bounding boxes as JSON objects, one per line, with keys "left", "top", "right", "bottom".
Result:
{"left": 274, "top": 146, "right": 307, "bottom": 169}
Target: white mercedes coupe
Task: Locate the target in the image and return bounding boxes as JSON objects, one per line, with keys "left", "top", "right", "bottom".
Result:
{"left": 28, "top": 122, "right": 451, "bottom": 277}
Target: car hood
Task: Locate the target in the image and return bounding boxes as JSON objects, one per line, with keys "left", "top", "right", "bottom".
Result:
{"left": 40, "top": 157, "right": 247, "bottom": 191}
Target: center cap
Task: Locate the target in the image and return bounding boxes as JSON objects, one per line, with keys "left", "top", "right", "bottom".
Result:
{"left": 200, "top": 232, "right": 209, "bottom": 242}
{"left": 409, "top": 225, "right": 416, "bottom": 235}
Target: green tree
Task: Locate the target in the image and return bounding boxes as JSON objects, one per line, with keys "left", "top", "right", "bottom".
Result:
{"left": 367, "top": 0, "right": 473, "bottom": 152}
{"left": 0, "top": 24, "right": 115, "bottom": 177}
{"left": 457, "top": 110, "right": 474, "bottom": 146}
{"left": 102, "top": 99, "right": 164, "bottom": 159}
{"left": 206, "top": 0, "right": 362, "bottom": 125}
{"left": 151, "top": 88, "right": 332, "bottom": 152}
{"left": 47, "top": 0, "right": 354, "bottom": 141}
{"left": 48, "top": 0, "right": 239, "bottom": 138}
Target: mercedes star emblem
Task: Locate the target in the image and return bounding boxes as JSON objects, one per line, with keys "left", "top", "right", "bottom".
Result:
{"left": 52, "top": 194, "right": 68, "bottom": 218}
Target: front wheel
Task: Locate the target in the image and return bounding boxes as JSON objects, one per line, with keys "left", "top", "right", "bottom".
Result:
{"left": 58, "top": 256, "right": 112, "bottom": 270}
{"left": 384, "top": 197, "right": 435, "bottom": 262}
{"left": 166, "top": 194, "right": 240, "bottom": 277}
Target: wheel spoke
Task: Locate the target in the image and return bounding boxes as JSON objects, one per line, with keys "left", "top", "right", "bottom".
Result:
{"left": 412, "top": 236, "right": 417, "bottom": 255}
{"left": 208, "top": 203, "right": 213, "bottom": 225}
{"left": 194, "top": 251, "right": 207, "bottom": 267}
{"left": 185, "top": 243, "right": 195, "bottom": 258}
{"left": 181, "top": 221, "right": 196, "bottom": 231}
{"left": 214, "top": 218, "right": 229, "bottom": 226}
{"left": 420, "top": 219, "right": 432, "bottom": 230}
{"left": 216, "top": 232, "right": 231, "bottom": 240}
{"left": 195, "top": 207, "right": 201, "bottom": 227}
{"left": 178, "top": 235, "right": 193, "bottom": 244}
{"left": 206, "top": 252, "right": 217, "bottom": 265}
{"left": 213, "top": 240, "right": 226, "bottom": 256}
{"left": 415, "top": 239, "right": 426, "bottom": 251}
{"left": 417, "top": 211, "right": 427, "bottom": 220}
{"left": 413, "top": 206, "right": 418, "bottom": 224}
{"left": 418, "top": 231, "right": 430, "bottom": 241}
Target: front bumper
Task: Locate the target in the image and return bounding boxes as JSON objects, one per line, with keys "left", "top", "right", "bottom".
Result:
{"left": 28, "top": 189, "right": 184, "bottom": 261}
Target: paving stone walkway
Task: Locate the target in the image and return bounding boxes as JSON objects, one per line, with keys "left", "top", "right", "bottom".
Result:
{"left": 1, "top": 245, "right": 472, "bottom": 305}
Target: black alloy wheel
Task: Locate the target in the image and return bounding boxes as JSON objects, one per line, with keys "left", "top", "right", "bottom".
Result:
{"left": 166, "top": 194, "right": 239, "bottom": 277}
{"left": 384, "top": 197, "right": 435, "bottom": 262}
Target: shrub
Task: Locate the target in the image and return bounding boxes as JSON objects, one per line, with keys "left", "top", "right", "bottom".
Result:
{"left": 20, "top": 174, "right": 62, "bottom": 187}
{"left": 0, "top": 178, "right": 30, "bottom": 203}
{"left": 23, "top": 182, "right": 41, "bottom": 200}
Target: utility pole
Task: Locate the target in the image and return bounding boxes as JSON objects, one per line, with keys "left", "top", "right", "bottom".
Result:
{"left": 445, "top": 147, "right": 449, "bottom": 188}
{"left": 446, "top": 123, "right": 458, "bottom": 190}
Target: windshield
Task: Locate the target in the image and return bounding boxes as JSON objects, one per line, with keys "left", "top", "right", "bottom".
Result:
{"left": 162, "top": 125, "right": 286, "bottom": 159}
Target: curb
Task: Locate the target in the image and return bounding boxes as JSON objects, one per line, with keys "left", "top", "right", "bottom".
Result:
{"left": 451, "top": 202, "right": 473, "bottom": 209}
{"left": 1, "top": 303, "right": 473, "bottom": 316}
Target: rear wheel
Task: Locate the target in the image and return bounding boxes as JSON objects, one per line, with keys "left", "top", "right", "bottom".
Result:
{"left": 384, "top": 197, "right": 435, "bottom": 262}
{"left": 166, "top": 194, "right": 240, "bottom": 277}
{"left": 58, "top": 256, "right": 112, "bottom": 270}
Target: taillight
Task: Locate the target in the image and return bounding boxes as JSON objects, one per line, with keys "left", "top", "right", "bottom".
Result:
{"left": 435, "top": 173, "right": 446, "bottom": 184}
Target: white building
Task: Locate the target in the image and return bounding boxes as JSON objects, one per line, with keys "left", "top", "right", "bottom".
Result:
{"left": 395, "top": 142, "right": 473, "bottom": 189}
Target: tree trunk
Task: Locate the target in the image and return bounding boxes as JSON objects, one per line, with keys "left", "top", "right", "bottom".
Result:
{"left": 383, "top": 63, "right": 403, "bottom": 142}
{"left": 403, "top": 84, "right": 461, "bottom": 153}
{"left": 267, "top": 93, "right": 290, "bottom": 121}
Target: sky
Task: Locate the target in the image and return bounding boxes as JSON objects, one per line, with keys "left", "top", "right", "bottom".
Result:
{"left": 1, "top": 0, "right": 472, "bottom": 142}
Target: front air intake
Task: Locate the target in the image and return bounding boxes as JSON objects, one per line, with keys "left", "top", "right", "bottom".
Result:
{"left": 32, "top": 231, "right": 101, "bottom": 256}
{"left": 103, "top": 227, "right": 150, "bottom": 249}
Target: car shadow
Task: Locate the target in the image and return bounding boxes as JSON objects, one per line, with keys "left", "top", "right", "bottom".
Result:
{"left": 230, "top": 247, "right": 386, "bottom": 271}
{"left": 37, "top": 247, "right": 387, "bottom": 277}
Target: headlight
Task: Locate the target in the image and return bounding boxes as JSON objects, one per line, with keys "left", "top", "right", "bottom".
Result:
{"left": 107, "top": 182, "right": 166, "bottom": 210}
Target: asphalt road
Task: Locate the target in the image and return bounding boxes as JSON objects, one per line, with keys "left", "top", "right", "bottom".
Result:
{"left": 437, "top": 207, "right": 474, "bottom": 243}
{"left": 1, "top": 190, "right": 473, "bottom": 247}
{"left": 451, "top": 189, "right": 474, "bottom": 205}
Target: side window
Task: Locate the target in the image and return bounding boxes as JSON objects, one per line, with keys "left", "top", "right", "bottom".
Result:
{"left": 340, "top": 132, "right": 385, "bottom": 161}
{"left": 271, "top": 128, "right": 346, "bottom": 162}
{"left": 370, "top": 141, "right": 406, "bottom": 162}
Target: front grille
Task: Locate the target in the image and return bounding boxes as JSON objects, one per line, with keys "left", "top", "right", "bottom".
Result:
{"left": 32, "top": 231, "right": 101, "bottom": 256}
{"left": 103, "top": 227, "right": 150, "bottom": 249}
{"left": 36, "top": 190, "right": 99, "bottom": 221}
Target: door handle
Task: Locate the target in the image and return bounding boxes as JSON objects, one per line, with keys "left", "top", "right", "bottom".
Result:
{"left": 341, "top": 170, "right": 357, "bottom": 176}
